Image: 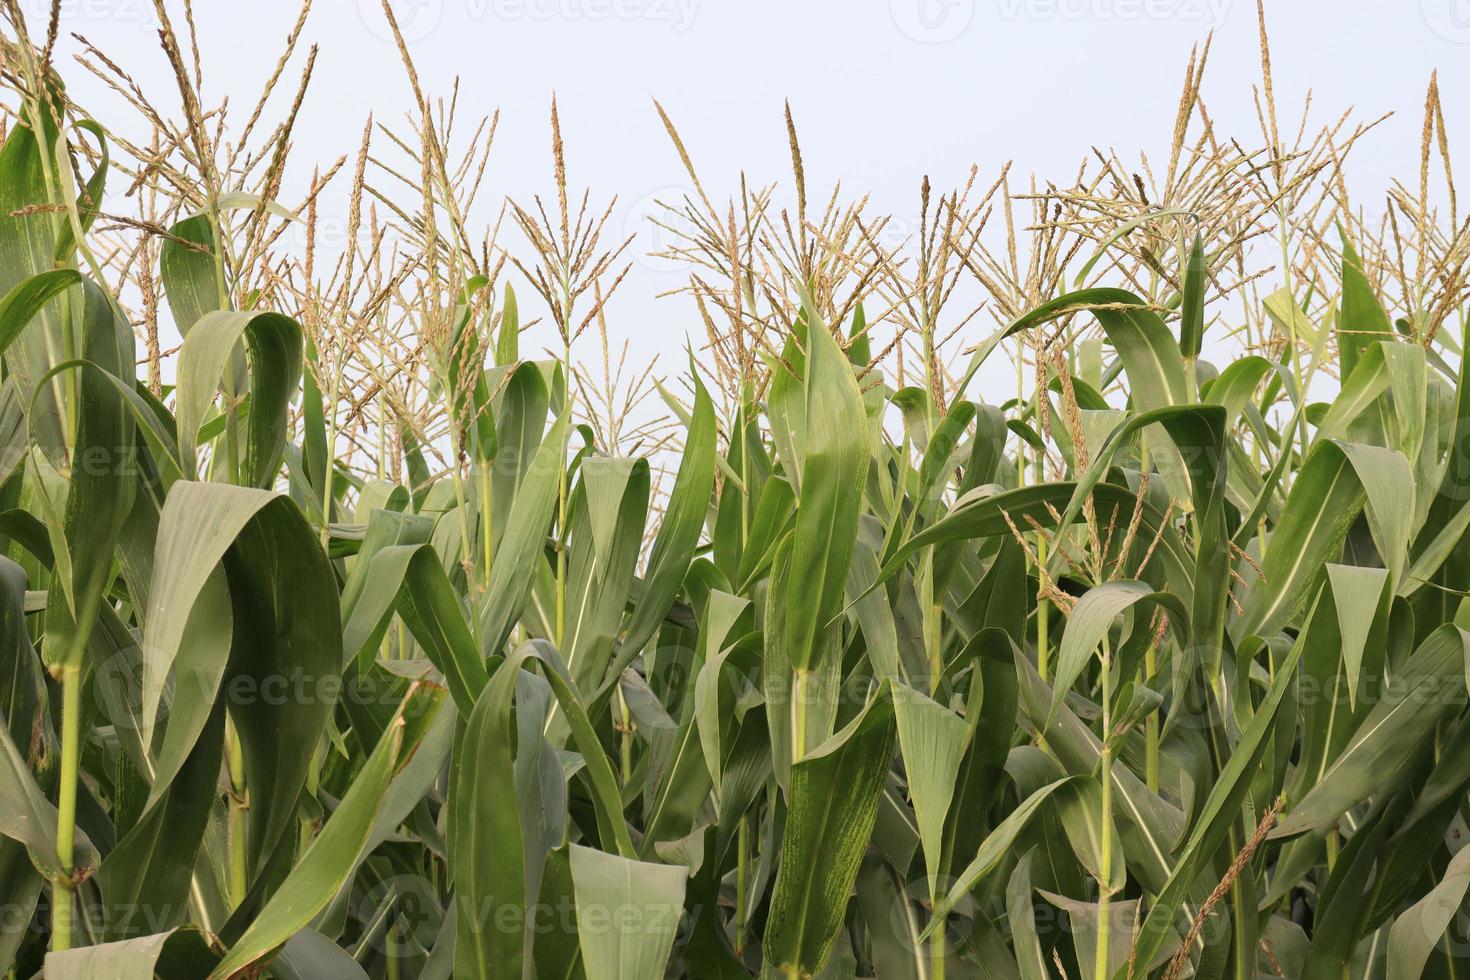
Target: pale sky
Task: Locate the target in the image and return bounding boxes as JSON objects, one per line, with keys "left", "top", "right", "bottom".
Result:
{"left": 40, "top": 0, "right": 1470, "bottom": 399}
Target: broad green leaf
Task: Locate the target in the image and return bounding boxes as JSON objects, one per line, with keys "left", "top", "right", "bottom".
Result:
{"left": 1386, "top": 840, "right": 1470, "bottom": 980}
{"left": 854, "top": 856, "right": 930, "bottom": 980}
{"left": 1326, "top": 563, "right": 1390, "bottom": 709}
{"left": 389, "top": 543, "right": 490, "bottom": 713}
{"left": 496, "top": 282, "right": 519, "bottom": 365}
{"left": 477, "top": 407, "right": 569, "bottom": 653}
{"left": 98, "top": 702, "right": 225, "bottom": 939}
{"left": 1007, "top": 288, "right": 1187, "bottom": 411}
{"left": 1125, "top": 621, "right": 1306, "bottom": 976}
{"left": 45, "top": 929, "right": 217, "bottom": 979}
{"left": 272, "top": 929, "right": 372, "bottom": 980}
{"left": 785, "top": 311, "right": 869, "bottom": 673}
{"left": 1179, "top": 232, "right": 1206, "bottom": 358}
{"left": 891, "top": 681, "right": 966, "bottom": 897}
{"left": 1337, "top": 230, "right": 1392, "bottom": 377}
{"left": 1234, "top": 440, "right": 1410, "bottom": 638}
{"left": 568, "top": 845, "right": 687, "bottom": 980}
{"left": 160, "top": 214, "right": 225, "bottom": 336}
{"left": 0, "top": 553, "right": 51, "bottom": 969}
{"left": 218, "top": 491, "right": 345, "bottom": 874}
{"left": 1007, "top": 852, "right": 1048, "bottom": 980}
{"left": 174, "top": 310, "right": 302, "bottom": 483}
{"left": 1052, "top": 776, "right": 1124, "bottom": 894}
{"left": 692, "top": 589, "right": 750, "bottom": 795}
{"left": 33, "top": 277, "right": 136, "bottom": 672}
{"left": 1272, "top": 625, "right": 1470, "bottom": 839}
{"left": 1264, "top": 285, "right": 1317, "bottom": 345}
{"left": 450, "top": 647, "right": 532, "bottom": 977}
{"left": 0, "top": 269, "right": 81, "bottom": 358}
{"left": 1048, "top": 580, "right": 1187, "bottom": 734}
{"left": 138, "top": 483, "right": 276, "bottom": 756}
{"left": 595, "top": 369, "right": 715, "bottom": 700}
{"left": 923, "top": 777, "right": 1077, "bottom": 932}
{"left": 206, "top": 718, "right": 405, "bottom": 979}
{"left": 763, "top": 691, "right": 896, "bottom": 978}
{"left": 1202, "top": 354, "right": 1272, "bottom": 426}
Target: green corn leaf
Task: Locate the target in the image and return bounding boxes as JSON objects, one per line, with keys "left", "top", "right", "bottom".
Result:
{"left": 206, "top": 718, "right": 406, "bottom": 979}
{"left": 450, "top": 648, "right": 533, "bottom": 977}
{"left": 1386, "top": 842, "right": 1470, "bottom": 980}
{"left": 763, "top": 689, "right": 896, "bottom": 978}
{"left": 1007, "top": 288, "right": 1188, "bottom": 411}
{"left": 1048, "top": 580, "right": 1187, "bottom": 735}
{"left": 891, "top": 681, "right": 967, "bottom": 898}
{"left": 44, "top": 929, "right": 218, "bottom": 980}
{"left": 174, "top": 310, "right": 302, "bottom": 483}
{"left": 1179, "top": 232, "right": 1206, "bottom": 358}
{"left": 922, "top": 777, "right": 1078, "bottom": 934}
{"left": 1234, "top": 440, "right": 1411, "bottom": 639}
{"left": 568, "top": 845, "right": 687, "bottom": 980}
{"left": 478, "top": 407, "right": 570, "bottom": 654}
{"left": 1272, "top": 625, "right": 1470, "bottom": 839}
{"left": 784, "top": 310, "right": 869, "bottom": 674}
{"left": 1337, "top": 229, "right": 1393, "bottom": 377}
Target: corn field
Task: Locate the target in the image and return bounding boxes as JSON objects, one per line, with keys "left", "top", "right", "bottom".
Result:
{"left": 0, "top": 1, "right": 1467, "bottom": 978}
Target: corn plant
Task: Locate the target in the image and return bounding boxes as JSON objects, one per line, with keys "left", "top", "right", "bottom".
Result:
{"left": 0, "top": 3, "right": 1468, "bottom": 979}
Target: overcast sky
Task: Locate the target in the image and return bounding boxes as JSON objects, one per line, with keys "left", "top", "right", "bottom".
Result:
{"left": 39, "top": 0, "right": 1470, "bottom": 397}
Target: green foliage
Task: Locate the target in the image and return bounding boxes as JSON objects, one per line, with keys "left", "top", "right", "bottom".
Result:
{"left": 1, "top": 17, "right": 1469, "bottom": 980}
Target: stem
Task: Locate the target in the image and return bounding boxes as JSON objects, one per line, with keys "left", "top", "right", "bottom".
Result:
{"left": 1228, "top": 822, "right": 1254, "bottom": 980}
{"left": 1275, "top": 205, "right": 1311, "bottom": 464}
{"left": 791, "top": 668, "right": 810, "bottom": 763}
{"left": 1016, "top": 340, "right": 1026, "bottom": 485}
{"left": 318, "top": 410, "right": 336, "bottom": 544}
{"left": 225, "top": 390, "right": 241, "bottom": 485}
{"left": 734, "top": 815, "right": 750, "bottom": 955}
{"left": 1033, "top": 443, "right": 1050, "bottom": 683}
{"left": 208, "top": 204, "right": 245, "bottom": 492}
{"left": 447, "top": 452, "right": 475, "bottom": 577}
{"left": 738, "top": 397, "right": 752, "bottom": 545}
{"left": 1096, "top": 638, "right": 1114, "bottom": 980}
{"left": 922, "top": 557, "right": 941, "bottom": 696}
{"left": 617, "top": 687, "right": 632, "bottom": 784}
{"left": 51, "top": 666, "right": 81, "bottom": 951}
{"left": 227, "top": 719, "right": 248, "bottom": 907}
{"left": 555, "top": 340, "right": 570, "bottom": 649}
{"left": 1145, "top": 640, "right": 1160, "bottom": 794}
{"left": 478, "top": 462, "right": 495, "bottom": 589}
{"left": 1036, "top": 535, "right": 1050, "bottom": 682}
